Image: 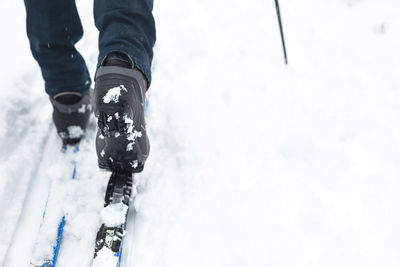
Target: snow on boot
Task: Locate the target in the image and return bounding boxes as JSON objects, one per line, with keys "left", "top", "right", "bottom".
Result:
{"left": 50, "top": 89, "right": 92, "bottom": 145}
{"left": 93, "top": 52, "right": 149, "bottom": 173}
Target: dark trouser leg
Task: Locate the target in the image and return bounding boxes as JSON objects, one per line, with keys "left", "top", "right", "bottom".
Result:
{"left": 24, "top": 0, "right": 91, "bottom": 96}
{"left": 94, "top": 0, "right": 156, "bottom": 86}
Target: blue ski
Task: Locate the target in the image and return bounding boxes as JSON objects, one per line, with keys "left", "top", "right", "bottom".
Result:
{"left": 30, "top": 145, "right": 79, "bottom": 267}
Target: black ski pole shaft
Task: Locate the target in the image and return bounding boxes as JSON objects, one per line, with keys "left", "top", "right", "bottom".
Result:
{"left": 274, "top": 0, "right": 288, "bottom": 65}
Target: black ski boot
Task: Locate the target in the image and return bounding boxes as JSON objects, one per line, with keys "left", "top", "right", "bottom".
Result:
{"left": 93, "top": 52, "right": 149, "bottom": 173}
{"left": 50, "top": 89, "right": 92, "bottom": 145}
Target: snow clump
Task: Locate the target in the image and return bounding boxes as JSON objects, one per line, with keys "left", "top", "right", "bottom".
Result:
{"left": 102, "top": 85, "right": 127, "bottom": 103}
{"left": 67, "top": 126, "right": 83, "bottom": 139}
{"left": 100, "top": 202, "right": 129, "bottom": 227}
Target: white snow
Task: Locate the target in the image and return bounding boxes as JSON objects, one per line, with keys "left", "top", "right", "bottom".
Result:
{"left": 1, "top": 0, "right": 400, "bottom": 267}
{"left": 102, "top": 85, "right": 127, "bottom": 104}
{"left": 100, "top": 203, "right": 129, "bottom": 227}
{"left": 126, "top": 143, "right": 134, "bottom": 152}
{"left": 67, "top": 125, "right": 84, "bottom": 139}
{"left": 123, "top": 114, "right": 135, "bottom": 132}
{"left": 131, "top": 160, "right": 139, "bottom": 169}
{"left": 126, "top": 130, "right": 142, "bottom": 151}
{"left": 91, "top": 248, "right": 118, "bottom": 267}
{"left": 78, "top": 104, "right": 87, "bottom": 114}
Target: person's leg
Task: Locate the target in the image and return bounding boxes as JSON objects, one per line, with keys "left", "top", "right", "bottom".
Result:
{"left": 24, "top": 0, "right": 92, "bottom": 145}
{"left": 24, "top": 0, "right": 91, "bottom": 96}
{"left": 94, "top": 0, "right": 156, "bottom": 86}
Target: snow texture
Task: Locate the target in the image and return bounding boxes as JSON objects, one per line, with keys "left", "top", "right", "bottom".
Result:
{"left": 67, "top": 125, "right": 84, "bottom": 139}
{"left": 91, "top": 248, "right": 118, "bottom": 267}
{"left": 2, "top": 0, "right": 400, "bottom": 267}
{"left": 102, "top": 85, "right": 127, "bottom": 104}
{"left": 100, "top": 203, "right": 129, "bottom": 227}
{"left": 126, "top": 130, "right": 142, "bottom": 151}
{"left": 131, "top": 160, "right": 139, "bottom": 169}
{"left": 78, "top": 104, "right": 87, "bottom": 114}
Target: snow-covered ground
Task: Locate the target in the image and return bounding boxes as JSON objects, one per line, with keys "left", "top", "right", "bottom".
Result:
{"left": 1, "top": 0, "right": 400, "bottom": 266}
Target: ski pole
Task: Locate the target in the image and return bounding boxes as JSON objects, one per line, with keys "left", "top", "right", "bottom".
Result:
{"left": 274, "top": 0, "right": 288, "bottom": 65}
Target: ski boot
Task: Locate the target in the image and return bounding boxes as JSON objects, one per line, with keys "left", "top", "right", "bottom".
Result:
{"left": 50, "top": 89, "right": 92, "bottom": 145}
{"left": 93, "top": 52, "right": 149, "bottom": 173}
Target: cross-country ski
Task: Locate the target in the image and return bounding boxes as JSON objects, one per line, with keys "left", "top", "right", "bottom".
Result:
{"left": 30, "top": 146, "right": 79, "bottom": 267}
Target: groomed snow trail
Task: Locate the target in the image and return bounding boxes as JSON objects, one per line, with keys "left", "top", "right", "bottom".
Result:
{"left": 4, "top": 130, "right": 70, "bottom": 266}
{"left": 2, "top": 0, "right": 400, "bottom": 266}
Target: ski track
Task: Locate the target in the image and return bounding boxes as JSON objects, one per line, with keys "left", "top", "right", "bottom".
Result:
{"left": 3, "top": 119, "right": 110, "bottom": 267}
{"left": 2, "top": 0, "right": 400, "bottom": 266}
{"left": 0, "top": 85, "right": 53, "bottom": 265}
{"left": 3, "top": 129, "right": 60, "bottom": 266}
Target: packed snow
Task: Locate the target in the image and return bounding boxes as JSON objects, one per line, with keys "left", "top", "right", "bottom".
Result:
{"left": 78, "top": 104, "right": 87, "bottom": 114}
{"left": 1, "top": 0, "right": 400, "bottom": 266}
{"left": 92, "top": 249, "right": 119, "bottom": 267}
{"left": 100, "top": 203, "right": 129, "bottom": 227}
{"left": 127, "top": 130, "right": 142, "bottom": 151}
{"left": 67, "top": 125, "right": 84, "bottom": 139}
{"left": 103, "top": 85, "right": 127, "bottom": 104}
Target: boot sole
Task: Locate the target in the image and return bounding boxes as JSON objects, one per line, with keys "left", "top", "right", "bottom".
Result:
{"left": 96, "top": 105, "right": 145, "bottom": 173}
